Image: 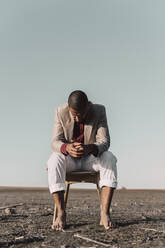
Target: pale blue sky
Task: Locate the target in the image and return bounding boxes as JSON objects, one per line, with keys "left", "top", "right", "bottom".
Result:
{"left": 0, "top": 0, "right": 164, "bottom": 189}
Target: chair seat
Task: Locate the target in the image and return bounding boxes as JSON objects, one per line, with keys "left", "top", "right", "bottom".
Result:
{"left": 67, "top": 170, "right": 97, "bottom": 175}
{"left": 66, "top": 170, "right": 99, "bottom": 184}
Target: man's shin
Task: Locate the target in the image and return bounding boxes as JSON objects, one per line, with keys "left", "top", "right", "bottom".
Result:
{"left": 53, "top": 190, "right": 65, "bottom": 213}
{"left": 101, "top": 186, "right": 115, "bottom": 214}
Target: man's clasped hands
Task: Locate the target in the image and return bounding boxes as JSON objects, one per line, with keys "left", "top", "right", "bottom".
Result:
{"left": 66, "top": 142, "right": 91, "bottom": 158}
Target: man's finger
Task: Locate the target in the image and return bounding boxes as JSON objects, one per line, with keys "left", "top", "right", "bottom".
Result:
{"left": 76, "top": 146, "right": 84, "bottom": 151}
{"left": 73, "top": 142, "right": 82, "bottom": 148}
{"left": 71, "top": 150, "right": 84, "bottom": 156}
{"left": 71, "top": 147, "right": 80, "bottom": 153}
{"left": 71, "top": 146, "right": 84, "bottom": 152}
{"left": 70, "top": 150, "right": 84, "bottom": 157}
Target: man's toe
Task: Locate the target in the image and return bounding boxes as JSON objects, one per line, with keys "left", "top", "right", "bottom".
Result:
{"left": 51, "top": 224, "right": 56, "bottom": 230}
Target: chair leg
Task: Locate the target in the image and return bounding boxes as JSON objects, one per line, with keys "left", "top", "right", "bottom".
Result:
{"left": 53, "top": 203, "right": 57, "bottom": 226}
{"left": 96, "top": 182, "right": 101, "bottom": 201}
{"left": 64, "top": 182, "right": 70, "bottom": 208}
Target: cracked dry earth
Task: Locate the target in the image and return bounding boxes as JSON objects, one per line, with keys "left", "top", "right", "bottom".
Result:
{"left": 0, "top": 188, "right": 165, "bottom": 248}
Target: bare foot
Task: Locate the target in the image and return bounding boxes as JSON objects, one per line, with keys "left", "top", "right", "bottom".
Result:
{"left": 52, "top": 211, "right": 66, "bottom": 231}
{"left": 100, "top": 212, "right": 114, "bottom": 230}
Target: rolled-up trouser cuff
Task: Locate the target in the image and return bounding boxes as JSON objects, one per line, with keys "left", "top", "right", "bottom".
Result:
{"left": 100, "top": 180, "right": 118, "bottom": 189}
{"left": 49, "top": 183, "right": 66, "bottom": 194}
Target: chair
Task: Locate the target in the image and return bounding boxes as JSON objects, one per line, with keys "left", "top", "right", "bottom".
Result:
{"left": 52, "top": 171, "right": 101, "bottom": 225}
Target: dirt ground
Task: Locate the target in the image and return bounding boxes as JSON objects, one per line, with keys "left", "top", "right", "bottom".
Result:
{"left": 0, "top": 187, "right": 165, "bottom": 248}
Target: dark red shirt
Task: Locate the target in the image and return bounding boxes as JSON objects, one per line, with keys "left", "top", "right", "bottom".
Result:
{"left": 61, "top": 122, "right": 98, "bottom": 156}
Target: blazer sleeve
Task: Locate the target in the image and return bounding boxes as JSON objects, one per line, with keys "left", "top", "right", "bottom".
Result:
{"left": 51, "top": 107, "right": 67, "bottom": 153}
{"left": 94, "top": 106, "right": 110, "bottom": 156}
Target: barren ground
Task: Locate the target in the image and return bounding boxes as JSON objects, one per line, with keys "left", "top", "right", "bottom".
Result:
{"left": 0, "top": 188, "right": 165, "bottom": 248}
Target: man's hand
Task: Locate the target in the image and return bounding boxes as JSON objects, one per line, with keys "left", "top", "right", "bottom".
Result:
{"left": 66, "top": 142, "right": 84, "bottom": 158}
{"left": 66, "top": 142, "right": 92, "bottom": 158}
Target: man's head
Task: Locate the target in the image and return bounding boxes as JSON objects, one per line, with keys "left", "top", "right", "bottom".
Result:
{"left": 68, "top": 90, "right": 89, "bottom": 122}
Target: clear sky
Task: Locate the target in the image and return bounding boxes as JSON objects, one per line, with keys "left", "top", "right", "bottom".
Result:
{"left": 0, "top": 0, "right": 164, "bottom": 189}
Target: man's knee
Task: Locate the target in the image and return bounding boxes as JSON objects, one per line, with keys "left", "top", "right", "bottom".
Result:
{"left": 99, "top": 151, "right": 117, "bottom": 169}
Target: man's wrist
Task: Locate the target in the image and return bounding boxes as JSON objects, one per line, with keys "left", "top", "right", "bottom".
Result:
{"left": 86, "top": 144, "right": 98, "bottom": 156}
{"left": 60, "top": 143, "right": 68, "bottom": 155}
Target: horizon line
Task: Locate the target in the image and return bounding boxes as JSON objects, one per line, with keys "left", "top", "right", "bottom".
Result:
{"left": 0, "top": 186, "right": 164, "bottom": 191}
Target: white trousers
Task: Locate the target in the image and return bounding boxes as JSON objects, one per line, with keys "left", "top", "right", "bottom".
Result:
{"left": 47, "top": 151, "right": 118, "bottom": 194}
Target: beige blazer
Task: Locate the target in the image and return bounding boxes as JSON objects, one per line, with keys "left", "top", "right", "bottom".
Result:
{"left": 51, "top": 103, "right": 110, "bottom": 156}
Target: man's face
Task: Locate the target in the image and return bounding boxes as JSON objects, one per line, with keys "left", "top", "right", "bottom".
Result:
{"left": 69, "top": 105, "right": 89, "bottom": 123}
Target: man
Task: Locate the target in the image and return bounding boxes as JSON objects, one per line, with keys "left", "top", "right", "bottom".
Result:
{"left": 47, "top": 90, "right": 117, "bottom": 231}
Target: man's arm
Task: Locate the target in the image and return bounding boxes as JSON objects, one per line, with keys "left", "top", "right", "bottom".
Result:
{"left": 51, "top": 108, "right": 86, "bottom": 157}
{"left": 94, "top": 106, "right": 110, "bottom": 156}
{"left": 51, "top": 107, "right": 67, "bottom": 153}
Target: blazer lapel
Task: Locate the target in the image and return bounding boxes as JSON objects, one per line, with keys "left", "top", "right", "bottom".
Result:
{"left": 67, "top": 110, "right": 74, "bottom": 141}
{"left": 62, "top": 106, "right": 74, "bottom": 141}
{"left": 84, "top": 124, "right": 92, "bottom": 144}
{"left": 84, "top": 103, "right": 94, "bottom": 144}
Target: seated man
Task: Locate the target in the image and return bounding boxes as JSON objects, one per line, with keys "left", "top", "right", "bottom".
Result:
{"left": 47, "top": 90, "right": 117, "bottom": 231}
